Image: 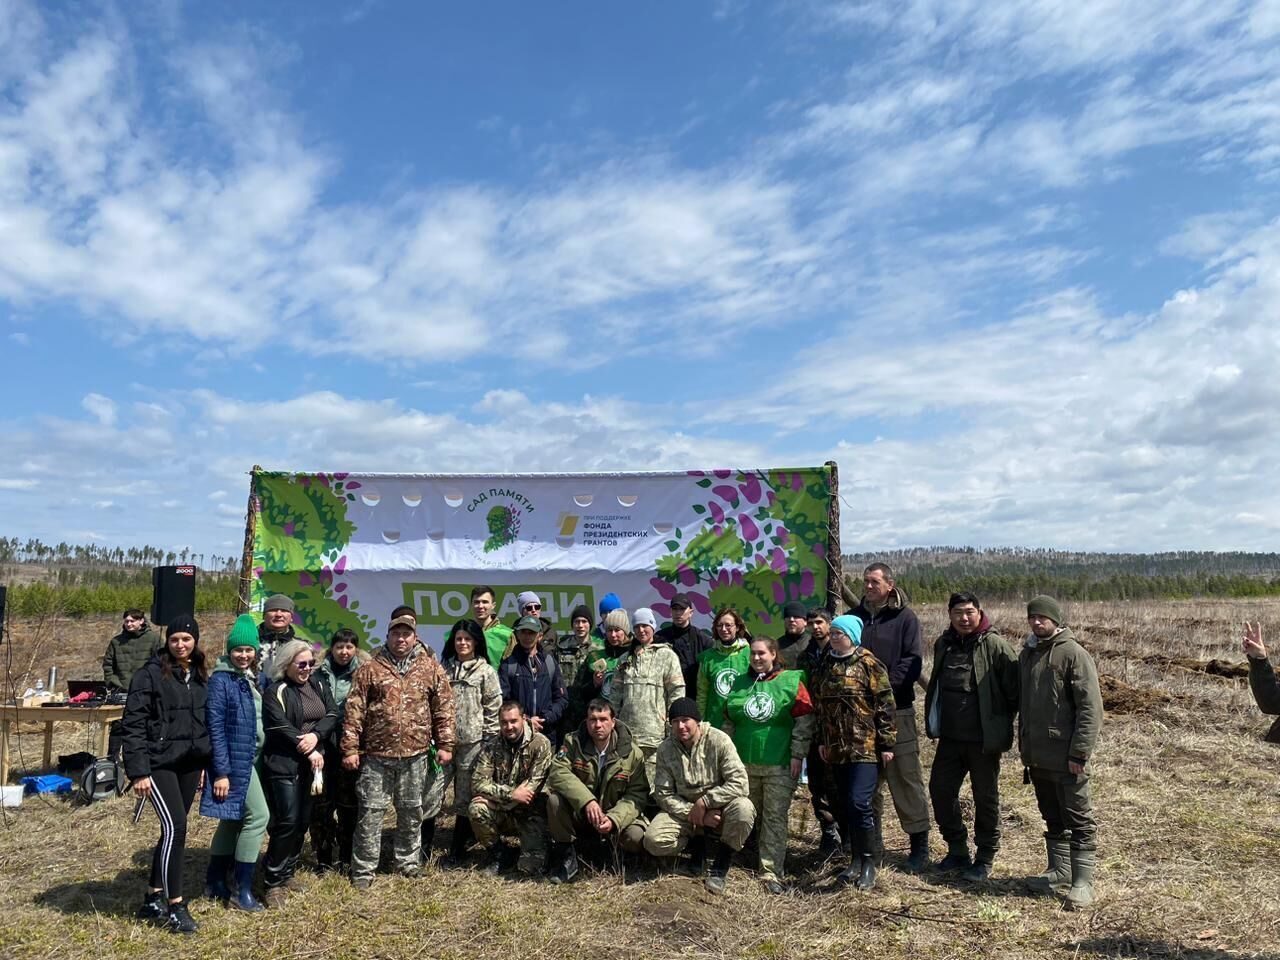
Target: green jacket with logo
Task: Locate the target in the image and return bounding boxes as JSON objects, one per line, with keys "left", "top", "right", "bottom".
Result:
{"left": 722, "top": 668, "right": 815, "bottom": 766}
{"left": 1017, "top": 627, "right": 1102, "bottom": 773}
{"left": 924, "top": 624, "right": 1019, "bottom": 755}
{"left": 696, "top": 640, "right": 750, "bottom": 730}
{"left": 548, "top": 719, "right": 648, "bottom": 830}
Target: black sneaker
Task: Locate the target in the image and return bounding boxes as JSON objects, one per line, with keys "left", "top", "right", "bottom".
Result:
{"left": 136, "top": 891, "right": 166, "bottom": 923}
{"left": 166, "top": 900, "right": 198, "bottom": 935}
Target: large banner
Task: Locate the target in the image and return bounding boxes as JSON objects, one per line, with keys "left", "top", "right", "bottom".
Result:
{"left": 249, "top": 467, "right": 834, "bottom": 648}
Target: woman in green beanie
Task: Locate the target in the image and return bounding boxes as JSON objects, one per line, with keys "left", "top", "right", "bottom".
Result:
{"left": 200, "top": 614, "right": 271, "bottom": 912}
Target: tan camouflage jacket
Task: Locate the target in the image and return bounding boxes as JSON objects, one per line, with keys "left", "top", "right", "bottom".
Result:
{"left": 652, "top": 722, "right": 750, "bottom": 820}
{"left": 340, "top": 647, "right": 456, "bottom": 760}
{"left": 471, "top": 722, "right": 553, "bottom": 810}
{"left": 811, "top": 647, "right": 897, "bottom": 763}
{"left": 607, "top": 642, "right": 685, "bottom": 751}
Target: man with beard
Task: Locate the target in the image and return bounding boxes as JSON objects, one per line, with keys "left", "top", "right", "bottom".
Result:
{"left": 923, "top": 593, "right": 1019, "bottom": 882}
{"left": 469, "top": 701, "right": 554, "bottom": 877}
{"left": 655, "top": 593, "right": 713, "bottom": 694}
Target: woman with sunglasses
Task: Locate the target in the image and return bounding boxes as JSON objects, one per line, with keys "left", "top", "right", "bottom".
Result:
{"left": 261, "top": 638, "right": 338, "bottom": 905}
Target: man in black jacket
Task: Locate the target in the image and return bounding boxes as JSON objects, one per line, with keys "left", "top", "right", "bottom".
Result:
{"left": 498, "top": 617, "right": 569, "bottom": 745}
{"left": 854, "top": 562, "right": 931, "bottom": 872}
{"left": 655, "top": 593, "right": 712, "bottom": 694}
{"left": 775, "top": 600, "right": 813, "bottom": 669}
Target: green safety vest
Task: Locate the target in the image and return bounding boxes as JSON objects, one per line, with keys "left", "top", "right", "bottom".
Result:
{"left": 724, "top": 670, "right": 802, "bottom": 767}
{"left": 699, "top": 644, "right": 750, "bottom": 731}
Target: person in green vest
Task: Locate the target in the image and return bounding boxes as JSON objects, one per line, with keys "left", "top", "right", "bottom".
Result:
{"left": 696, "top": 608, "right": 751, "bottom": 729}
{"left": 471, "top": 585, "right": 514, "bottom": 666}
{"left": 722, "top": 635, "right": 815, "bottom": 894}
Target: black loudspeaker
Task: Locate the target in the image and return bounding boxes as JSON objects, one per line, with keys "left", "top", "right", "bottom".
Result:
{"left": 0, "top": 584, "right": 6, "bottom": 626}
{"left": 151, "top": 565, "right": 196, "bottom": 626}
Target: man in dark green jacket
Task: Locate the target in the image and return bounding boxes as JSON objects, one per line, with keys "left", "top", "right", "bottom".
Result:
{"left": 545, "top": 699, "right": 649, "bottom": 883}
{"left": 1019, "top": 596, "right": 1102, "bottom": 910}
{"left": 924, "top": 593, "right": 1019, "bottom": 881}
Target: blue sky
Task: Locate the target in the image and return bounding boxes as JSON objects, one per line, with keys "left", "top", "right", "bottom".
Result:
{"left": 2, "top": 0, "right": 1279, "bottom": 559}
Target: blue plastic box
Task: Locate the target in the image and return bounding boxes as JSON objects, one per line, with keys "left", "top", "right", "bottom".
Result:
{"left": 21, "top": 774, "right": 74, "bottom": 795}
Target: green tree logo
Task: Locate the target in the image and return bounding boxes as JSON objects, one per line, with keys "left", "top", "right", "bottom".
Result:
{"left": 483, "top": 505, "right": 521, "bottom": 552}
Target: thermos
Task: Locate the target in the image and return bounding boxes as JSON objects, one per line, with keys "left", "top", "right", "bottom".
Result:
{"left": 47, "top": 666, "right": 58, "bottom": 692}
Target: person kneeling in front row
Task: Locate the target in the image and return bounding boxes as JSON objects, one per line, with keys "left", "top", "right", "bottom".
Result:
{"left": 469, "top": 700, "right": 554, "bottom": 876}
{"left": 642, "top": 697, "right": 755, "bottom": 895}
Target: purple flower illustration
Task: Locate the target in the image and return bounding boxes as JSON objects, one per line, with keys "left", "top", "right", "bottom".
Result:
{"left": 712, "top": 484, "right": 738, "bottom": 503}
{"left": 709, "top": 501, "right": 725, "bottom": 524}
{"left": 299, "top": 572, "right": 315, "bottom": 586}
{"left": 713, "top": 469, "right": 732, "bottom": 479}
{"left": 770, "top": 548, "right": 788, "bottom": 573}
{"left": 649, "top": 577, "right": 677, "bottom": 601}
{"left": 739, "top": 515, "right": 760, "bottom": 541}
{"left": 739, "top": 475, "right": 762, "bottom": 504}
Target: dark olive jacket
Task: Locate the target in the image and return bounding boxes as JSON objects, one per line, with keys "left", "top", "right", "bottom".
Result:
{"left": 924, "top": 622, "right": 1019, "bottom": 755}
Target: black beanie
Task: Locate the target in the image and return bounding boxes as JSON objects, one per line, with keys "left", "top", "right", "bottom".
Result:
{"left": 668, "top": 697, "right": 701, "bottom": 722}
{"left": 166, "top": 614, "right": 200, "bottom": 642}
{"left": 782, "top": 600, "right": 807, "bottom": 619}
{"left": 569, "top": 604, "right": 594, "bottom": 627}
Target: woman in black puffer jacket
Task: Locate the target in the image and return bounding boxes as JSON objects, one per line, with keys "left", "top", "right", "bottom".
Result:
{"left": 120, "top": 613, "right": 211, "bottom": 935}
{"left": 261, "top": 639, "right": 338, "bottom": 904}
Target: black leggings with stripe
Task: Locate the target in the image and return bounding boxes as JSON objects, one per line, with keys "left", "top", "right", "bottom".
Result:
{"left": 147, "top": 764, "right": 201, "bottom": 901}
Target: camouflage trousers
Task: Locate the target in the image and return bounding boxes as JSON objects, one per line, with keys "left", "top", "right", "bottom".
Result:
{"left": 468, "top": 795, "right": 549, "bottom": 875}
{"left": 873, "top": 707, "right": 931, "bottom": 837}
{"left": 351, "top": 753, "right": 431, "bottom": 881}
{"left": 429, "top": 740, "right": 484, "bottom": 818}
{"left": 746, "top": 764, "right": 798, "bottom": 883}
{"left": 643, "top": 796, "right": 756, "bottom": 855}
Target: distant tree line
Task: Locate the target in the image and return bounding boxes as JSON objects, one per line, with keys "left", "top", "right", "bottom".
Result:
{"left": 5, "top": 578, "right": 242, "bottom": 618}
{"left": 843, "top": 548, "right": 1280, "bottom": 603}
{"left": 0, "top": 536, "right": 238, "bottom": 572}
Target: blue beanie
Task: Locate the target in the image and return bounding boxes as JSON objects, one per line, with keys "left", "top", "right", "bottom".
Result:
{"left": 830, "top": 615, "right": 863, "bottom": 645}
{"left": 598, "top": 593, "right": 622, "bottom": 618}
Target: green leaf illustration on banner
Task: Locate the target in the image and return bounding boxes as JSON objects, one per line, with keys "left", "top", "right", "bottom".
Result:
{"left": 651, "top": 467, "right": 832, "bottom": 638}
{"left": 252, "top": 472, "right": 374, "bottom": 645}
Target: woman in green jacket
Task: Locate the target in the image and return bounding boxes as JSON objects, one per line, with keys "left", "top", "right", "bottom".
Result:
{"left": 696, "top": 608, "right": 751, "bottom": 729}
{"left": 722, "top": 635, "right": 814, "bottom": 894}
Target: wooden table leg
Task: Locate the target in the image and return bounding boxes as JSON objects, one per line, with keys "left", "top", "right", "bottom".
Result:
{"left": 42, "top": 721, "right": 53, "bottom": 772}
{"left": 97, "top": 720, "right": 110, "bottom": 759}
{"left": 0, "top": 718, "right": 10, "bottom": 785}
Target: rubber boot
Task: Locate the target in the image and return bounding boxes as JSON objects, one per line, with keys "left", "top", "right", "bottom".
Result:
{"left": 704, "top": 838, "right": 734, "bottom": 895}
{"left": 443, "top": 818, "right": 472, "bottom": 868}
{"left": 904, "top": 831, "right": 930, "bottom": 873}
{"left": 419, "top": 817, "right": 437, "bottom": 865}
{"left": 937, "top": 838, "right": 971, "bottom": 872}
{"left": 683, "top": 834, "right": 706, "bottom": 876}
{"left": 854, "top": 827, "right": 878, "bottom": 890}
{"left": 548, "top": 841, "right": 580, "bottom": 885}
{"left": 230, "top": 861, "right": 264, "bottom": 913}
{"left": 204, "top": 854, "right": 232, "bottom": 901}
{"left": 1030, "top": 833, "right": 1071, "bottom": 894}
{"left": 818, "top": 822, "right": 841, "bottom": 858}
{"left": 1064, "top": 847, "right": 1096, "bottom": 910}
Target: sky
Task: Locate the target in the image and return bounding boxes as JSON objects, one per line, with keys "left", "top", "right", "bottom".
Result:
{"left": 1, "top": 0, "right": 1279, "bottom": 559}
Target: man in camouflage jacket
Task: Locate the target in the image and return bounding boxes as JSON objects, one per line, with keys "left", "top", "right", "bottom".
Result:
{"left": 469, "top": 701, "right": 554, "bottom": 876}
{"left": 341, "top": 614, "right": 456, "bottom": 887}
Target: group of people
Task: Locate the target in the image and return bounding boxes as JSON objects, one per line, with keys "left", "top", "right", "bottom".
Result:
{"left": 117, "top": 566, "right": 1113, "bottom": 936}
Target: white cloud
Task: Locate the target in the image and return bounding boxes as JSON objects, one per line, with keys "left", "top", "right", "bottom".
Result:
{"left": 81, "top": 392, "right": 117, "bottom": 426}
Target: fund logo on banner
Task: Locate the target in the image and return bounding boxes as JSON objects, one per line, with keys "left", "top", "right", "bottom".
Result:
{"left": 402, "top": 582, "right": 593, "bottom": 632}
{"left": 462, "top": 486, "right": 538, "bottom": 566}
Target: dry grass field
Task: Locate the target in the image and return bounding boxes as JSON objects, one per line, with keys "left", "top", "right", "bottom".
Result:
{"left": 2, "top": 599, "right": 1280, "bottom": 960}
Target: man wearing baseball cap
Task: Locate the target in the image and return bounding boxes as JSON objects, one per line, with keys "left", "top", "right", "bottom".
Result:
{"left": 655, "top": 593, "right": 712, "bottom": 695}
{"left": 497, "top": 615, "right": 569, "bottom": 746}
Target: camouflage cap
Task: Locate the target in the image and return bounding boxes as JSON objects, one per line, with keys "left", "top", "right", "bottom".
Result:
{"left": 514, "top": 615, "right": 544, "bottom": 633}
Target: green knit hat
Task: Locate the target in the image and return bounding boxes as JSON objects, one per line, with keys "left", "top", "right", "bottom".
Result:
{"left": 1026, "top": 595, "right": 1064, "bottom": 625}
{"left": 227, "top": 614, "right": 262, "bottom": 653}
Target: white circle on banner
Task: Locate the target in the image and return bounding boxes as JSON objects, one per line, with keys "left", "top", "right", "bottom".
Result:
{"left": 361, "top": 488, "right": 381, "bottom": 507}
{"left": 402, "top": 490, "right": 423, "bottom": 507}
{"left": 617, "top": 495, "right": 638, "bottom": 508}
{"left": 556, "top": 536, "right": 574, "bottom": 549}
{"left": 652, "top": 522, "right": 674, "bottom": 534}
{"left": 574, "top": 494, "right": 593, "bottom": 507}
{"left": 427, "top": 528, "right": 445, "bottom": 542}
{"left": 443, "top": 489, "right": 464, "bottom": 508}
{"left": 382, "top": 530, "right": 400, "bottom": 543}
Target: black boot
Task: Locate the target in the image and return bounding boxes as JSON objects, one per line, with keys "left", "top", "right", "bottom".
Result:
{"left": 136, "top": 890, "right": 166, "bottom": 923}
{"left": 704, "top": 838, "right": 734, "bottom": 895}
{"left": 682, "top": 834, "right": 706, "bottom": 876}
{"left": 165, "top": 900, "right": 198, "bottom": 935}
{"left": 548, "top": 841, "right": 580, "bottom": 885}
{"left": 818, "top": 823, "right": 841, "bottom": 857}
{"left": 855, "top": 828, "right": 878, "bottom": 890}
{"left": 443, "top": 818, "right": 473, "bottom": 868}
{"left": 904, "top": 831, "right": 930, "bottom": 873}
{"left": 420, "top": 817, "right": 437, "bottom": 865}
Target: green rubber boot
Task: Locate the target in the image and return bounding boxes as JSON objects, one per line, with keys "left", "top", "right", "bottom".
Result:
{"left": 1030, "top": 833, "right": 1071, "bottom": 894}
{"left": 1064, "top": 847, "right": 1096, "bottom": 911}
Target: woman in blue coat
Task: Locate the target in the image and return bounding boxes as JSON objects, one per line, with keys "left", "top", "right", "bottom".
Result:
{"left": 200, "top": 615, "right": 269, "bottom": 912}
